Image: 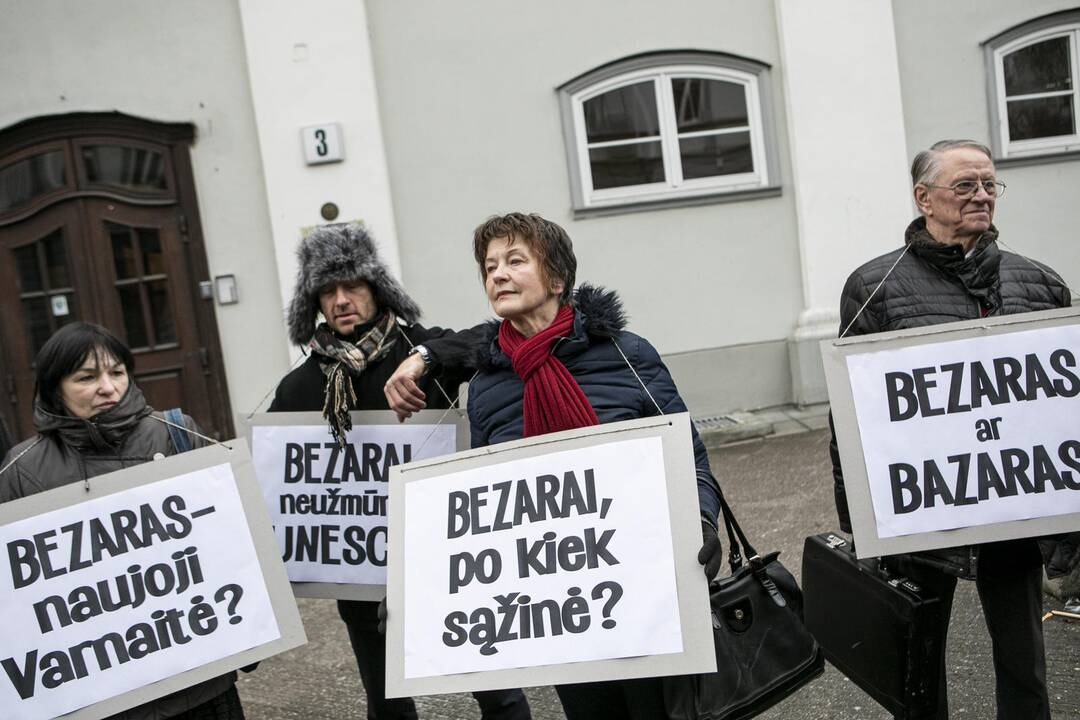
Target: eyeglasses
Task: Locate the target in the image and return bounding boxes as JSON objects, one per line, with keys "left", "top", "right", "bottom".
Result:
{"left": 924, "top": 179, "right": 1006, "bottom": 199}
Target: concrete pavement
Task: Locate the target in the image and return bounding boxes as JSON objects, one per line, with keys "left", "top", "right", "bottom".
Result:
{"left": 237, "top": 428, "right": 1080, "bottom": 719}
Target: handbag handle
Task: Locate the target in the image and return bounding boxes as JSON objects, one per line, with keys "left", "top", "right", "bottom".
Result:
{"left": 717, "top": 493, "right": 790, "bottom": 607}
{"left": 717, "top": 491, "right": 760, "bottom": 572}
{"left": 702, "top": 467, "right": 760, "bottom": 573}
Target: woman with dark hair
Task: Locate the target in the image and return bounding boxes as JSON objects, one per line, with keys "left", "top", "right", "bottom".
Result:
{"left": 465, "top": 212, "right": 724, "bottom": 720}
{"left": 0, "top": 322, "right": 245, "bottom": 720}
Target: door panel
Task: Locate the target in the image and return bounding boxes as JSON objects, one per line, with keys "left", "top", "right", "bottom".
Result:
{"left": 0, "top": 202, "right": 92, "bottom": 439}
{"left": 84, "top": 199, "right": 219, "bottom": 438}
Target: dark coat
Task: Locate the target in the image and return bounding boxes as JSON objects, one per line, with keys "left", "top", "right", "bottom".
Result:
{"left": 269, "top": 321, "right": 481, "bottom": 413}
{"left": 466, "top": 285, "right": 722, "bottom": 526}
{"left": 830, "top": 217, "right": 1072, "bottom": 577}
{"left": 0, "top": 411, "right": 201, "bottom": 500}
{"left": 0, "top": 405, "right": 236, "bottom": 720}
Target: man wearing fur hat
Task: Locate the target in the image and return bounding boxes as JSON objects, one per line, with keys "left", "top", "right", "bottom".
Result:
{"left": 270, "top": 223, "right": 531, "bottom": 719}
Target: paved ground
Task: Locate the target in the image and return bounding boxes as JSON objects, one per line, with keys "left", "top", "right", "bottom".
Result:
{"left": 237, "top": 429, "right": 1080, "bottom": 719}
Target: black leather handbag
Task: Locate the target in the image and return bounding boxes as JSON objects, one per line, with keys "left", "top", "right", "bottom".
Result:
{"left": 663, "top": 495, "right": 824, "bottom": 719}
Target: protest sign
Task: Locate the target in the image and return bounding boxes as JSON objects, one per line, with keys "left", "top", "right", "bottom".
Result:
{"left": 0, "top": 440, "right": 305, "bottom": 720}
{"left": 249, "top": 410, "right": 466, "bottom": 600}
{"left": 823, "top": 306, "right": 1080, "bottom": 558}
{"left": 385, "top": 413, "right": 714, "bottom": 697}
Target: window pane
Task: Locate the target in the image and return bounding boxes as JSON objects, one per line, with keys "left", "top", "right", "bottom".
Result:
{"left": 1007, "top": 95, "right": 1075, "bottom": 140}
{"left": 680, "top": 131, "right": 754, "bottom": 179}
{"left": 147, "top": 280, "right": 176, "bottom": 344}
{"left": 43, "top": 230, "right": 70, "bottom": 289}
{"left": 117, "top": 285, "right": 149, "bottom": 348}
{"left": 0, "top": 151, "right": 67, "bottom": 213}
{"left": 14, "top": 244, "right": 42, "bottom": 293}
{"left": 588, "top": 141, "right": 665, "bottom": 189}
{"left": 1004, "top": 37, "right": 1072, "bottom": 96}
{"left": 81, "top": 145, "right": 168, "bottom": 192}
{"left": 584, "top": 82, "right": 660, "bottom": 143}
{"left": 139, "top": 228, "right": 165, "bottom": 275}
{"left": 672, "top": 78, "right": 748, "bottom": 133}
{"left": 22, "top": 297, "right": 52, "bottom": 358}
{"left": 109, "top": 224, "right": 138, "bottom": 279}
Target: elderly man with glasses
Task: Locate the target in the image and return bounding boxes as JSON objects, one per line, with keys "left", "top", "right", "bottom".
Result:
{"left": 828, "top": 139, "right": 1072, "bottom": 719}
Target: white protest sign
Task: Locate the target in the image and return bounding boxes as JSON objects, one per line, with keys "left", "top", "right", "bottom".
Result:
{"left": 823, "top": 307, "right": 1080, "bottom": 558}
{"left": 249, "top": 411, "right": 462, "bottom": 599}
{"left": 387, "top": 414, "right": 714, "bottom": 697}
{"left": 0, "top": 441, "right": 305, "bottom": 720}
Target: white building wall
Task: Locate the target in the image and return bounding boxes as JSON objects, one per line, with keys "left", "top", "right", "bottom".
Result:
{"left": 892, "top": 0, "right": 1080, "bottom": 292}
{"left": 237, "top": 0, "right": 402, "bottom": 366}
{"left": 0, "top": 0, "right": 289, "bottom": 430}
{"left": 12, "top": 1, "right": 1071, "bottom": 424}
{"left": 364, "top": 0, "right": 805, "bottom": 415}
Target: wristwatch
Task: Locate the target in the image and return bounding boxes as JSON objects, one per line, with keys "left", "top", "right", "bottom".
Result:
{"left": 410, "top": 344, "right": 433, "bottom": 373}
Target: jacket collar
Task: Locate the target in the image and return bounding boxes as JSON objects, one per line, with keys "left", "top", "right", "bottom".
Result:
{"left": 34, "top": 382, "right": 152, "bottom": 451}
{"left": 476, "top": 284, "right": 627, "bottom": 369}
{"left": 904, "top": 216, "right": 1001, "bottom": 305}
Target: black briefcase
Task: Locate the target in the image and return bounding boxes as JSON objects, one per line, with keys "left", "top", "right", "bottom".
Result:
{"left": 801, "top": 533, "right": 944, "bottom": 719}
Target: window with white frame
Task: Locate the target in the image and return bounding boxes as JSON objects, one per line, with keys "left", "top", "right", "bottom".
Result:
{"left": 987, "top": 12, "right": 1080, "bottom": 159}
{"left": 558, "top": 53, "right": 777, "bottom": 211}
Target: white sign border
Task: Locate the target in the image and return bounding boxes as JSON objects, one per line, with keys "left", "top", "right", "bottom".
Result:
{"left": 385, "top": 412, "right": 715, "bottom": 697}
{"left": 0, "top": 439, "right": 306, "bottom": 720}
{"left": 822, "top": 305, "right": 1080, "bottom": 558}
{"left": 247, "top": 410, "right": 470, "bottom": 600}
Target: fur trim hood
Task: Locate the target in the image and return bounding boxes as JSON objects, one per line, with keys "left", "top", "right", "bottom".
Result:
{"left": 286, "top": 223, "right": 421, "bottom": 345}
{"left": 473, "top": 283, "right": 627, "bottom": 367}
{"left": 570, "top": 284, "right": 627, "bottom": 337}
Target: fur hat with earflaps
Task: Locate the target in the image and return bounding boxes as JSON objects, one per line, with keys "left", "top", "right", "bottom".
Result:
{"left": 286, "top": 223, "right": 421, "bottom": 345}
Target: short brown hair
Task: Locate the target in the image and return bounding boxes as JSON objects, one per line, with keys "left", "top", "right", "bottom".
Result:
{"left": 472, "top": 213, "right": 576, "bottom": 304}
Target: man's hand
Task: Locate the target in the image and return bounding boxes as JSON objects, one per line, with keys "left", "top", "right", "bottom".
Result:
{"left": 697, "top": 520, "right": 724, "bottom": 580}
{"left": 378, "top": 596, "right": 388, "bottom": 634}
{"left": 384, "top": 353, "right": 428, "bottom": 421}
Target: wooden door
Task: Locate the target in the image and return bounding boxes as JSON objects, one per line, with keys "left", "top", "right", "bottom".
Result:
{"left": 0, "top": 201, "right": 95, "bottom": 440}
{"left": 0, "top": 114, "right": 234, "bottom": 444}
{"left": 84, "top": 199, "right": 218, "bottom": 434}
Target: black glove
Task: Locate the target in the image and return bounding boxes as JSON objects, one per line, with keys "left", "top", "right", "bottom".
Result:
{"left": 697, "top": 520, "right": 724, "bottom": 580}
{"left": 377, "top": 595, "right": 388, "bottom": 634}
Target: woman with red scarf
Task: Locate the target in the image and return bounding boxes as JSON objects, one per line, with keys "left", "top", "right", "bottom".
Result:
{"left": 464, "top": 213, "right": 724, "bottom": 720}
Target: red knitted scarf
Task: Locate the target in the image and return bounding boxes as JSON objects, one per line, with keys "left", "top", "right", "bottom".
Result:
{"left": 498, "top": 304, "right": 600, "bottom": 437}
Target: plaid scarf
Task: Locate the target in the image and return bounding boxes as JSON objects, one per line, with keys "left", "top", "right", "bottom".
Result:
{"left": 309, "top": 311, "right": 400, "bottom": 446}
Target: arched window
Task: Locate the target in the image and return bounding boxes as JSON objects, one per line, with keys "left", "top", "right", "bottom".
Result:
{"left": 985, "top": 10, "right": 1080, "bottom": 161}
{"left": 558, "top": 51, "right": 779, "bottom": 213}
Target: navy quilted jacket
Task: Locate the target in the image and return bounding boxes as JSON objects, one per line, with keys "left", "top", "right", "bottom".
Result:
{"left": 467, "top": 285, "right": 722, "bottom": 525}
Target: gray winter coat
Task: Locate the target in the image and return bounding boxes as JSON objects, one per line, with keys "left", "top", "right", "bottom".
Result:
{"left": 0, "top": 391, "right": 236, "bottom": 720}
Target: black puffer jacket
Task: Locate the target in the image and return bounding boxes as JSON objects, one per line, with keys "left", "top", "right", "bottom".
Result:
{"left": 830, "top": 217, "right": 1072, "bottom": 577}
{"left": 467, "top": 285, "right": 721, "bottom": 526}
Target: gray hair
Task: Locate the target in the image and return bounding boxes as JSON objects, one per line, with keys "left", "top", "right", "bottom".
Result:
{"left": 910, "top": 139, "right": 993, "bottom": 186}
